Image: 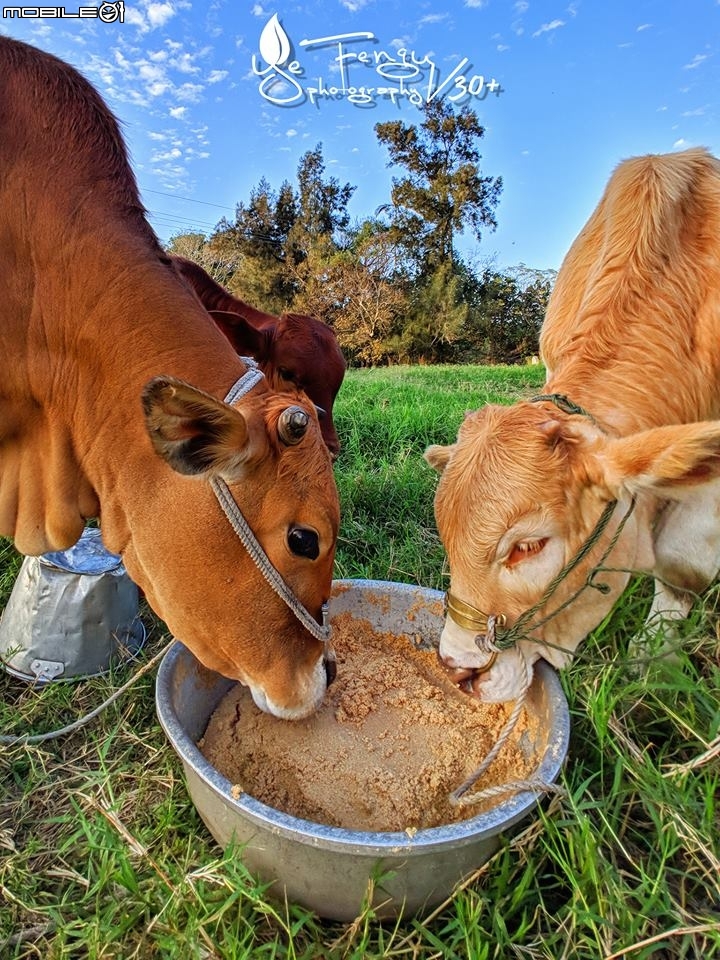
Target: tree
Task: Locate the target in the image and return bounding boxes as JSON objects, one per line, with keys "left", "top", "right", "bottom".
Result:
{"left": 209, "top": 177, "right": 295, "bottom": 312}
{"left": 297, "top": 221, "right": 409, "bottom": 366}
{"left": 285, "top": 145, "right": 355, "bottom": 307}
{"left": 208, "top": 144, "right": 354, "bottom": 317}
{"left": 375, "top": 100, "right": 502, "bottom": 273}
{"left": 457, "top": 266, "right": 554, "bottom": 364}
{"left": 166, "top": 231, "right": 239, "bottom": 284}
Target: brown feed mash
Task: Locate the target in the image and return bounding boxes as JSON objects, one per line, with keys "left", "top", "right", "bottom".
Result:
{"left": 199, "top": 612, "right": 540, "bottom": 832}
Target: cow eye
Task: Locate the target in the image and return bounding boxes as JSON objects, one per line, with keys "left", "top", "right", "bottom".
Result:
{"left": 506, "top": 538, "right": 548, "bottom": 567}
{"left": 278, "top": 367, "right": 296, "bottom": 383}
{"left": 287, "top": 526, "right": 320, "bottom": 560}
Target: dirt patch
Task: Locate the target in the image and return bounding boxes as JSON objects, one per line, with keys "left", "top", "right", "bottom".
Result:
{"left": 199, "top": 612, "right": 540, "bottom": 832}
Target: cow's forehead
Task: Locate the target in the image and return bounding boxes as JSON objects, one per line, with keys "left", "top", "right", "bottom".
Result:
{"left": 455, "top": 404, "right": 565, "bottom": 479}
{"left": 438, "top": 404, "right": 572, "bottom": 536}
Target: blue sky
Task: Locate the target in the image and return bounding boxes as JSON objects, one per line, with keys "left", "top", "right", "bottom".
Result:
{"left": 3, "top": 1, "right": 719, "bottom": 273}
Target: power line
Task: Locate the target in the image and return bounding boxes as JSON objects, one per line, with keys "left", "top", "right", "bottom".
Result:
{"left": 142, "top": 188, "right": 235, "bottom": 211}
{"left": 147, "top": 209, "right": 219, "bottom": 230}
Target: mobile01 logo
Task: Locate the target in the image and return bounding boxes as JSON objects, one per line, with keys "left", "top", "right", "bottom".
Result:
{"left": 3, "top": 1, "right": 124, "bottom": 21}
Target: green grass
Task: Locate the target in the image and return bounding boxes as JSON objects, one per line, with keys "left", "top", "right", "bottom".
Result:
{"left": 2, "top": 363, "right": 719, "bottom": 959}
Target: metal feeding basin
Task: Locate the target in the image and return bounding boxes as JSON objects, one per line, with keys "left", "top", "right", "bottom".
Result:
{"left": 155, "top": 580, "right": 570, "bottom": 921}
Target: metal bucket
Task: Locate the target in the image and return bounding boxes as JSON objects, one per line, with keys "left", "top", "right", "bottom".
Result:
{"left": 0, "top": 526, "right": 145, "bottom": 682}
{"left": 156, "top": 579, "right": 570, "bottom": 921}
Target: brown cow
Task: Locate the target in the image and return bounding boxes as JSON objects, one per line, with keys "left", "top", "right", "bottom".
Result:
{"left": 170, "top": 255, "right": 345, "bottom": 458}
{"left": 426, "top": 147, "right": 720, "bottom": 702}
{"left": 0, "top": 36, "right": 339, "bottom": 719}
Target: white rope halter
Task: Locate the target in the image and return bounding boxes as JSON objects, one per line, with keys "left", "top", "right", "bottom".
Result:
{"left": 211, "top": 359, "right": 331, "bottom": 645}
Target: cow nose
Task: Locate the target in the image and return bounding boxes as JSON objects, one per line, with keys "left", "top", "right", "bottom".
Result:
{"left": 324, "top": 653, "right": 337, "bottom": 687}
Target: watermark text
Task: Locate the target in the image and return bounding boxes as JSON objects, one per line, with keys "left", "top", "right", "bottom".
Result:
{"left": 253, "top": 15, "right": 503, "bottom": 109}
{"left": 3, "top": 2, "right": 124, "bottom": 21}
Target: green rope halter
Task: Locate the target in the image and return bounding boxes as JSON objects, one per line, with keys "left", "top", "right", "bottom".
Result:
{"left": 529, "top": 392, "right": 600, "bottom": 426}
{"left": 493, "top": 496, "right": 636, "bottom": 651}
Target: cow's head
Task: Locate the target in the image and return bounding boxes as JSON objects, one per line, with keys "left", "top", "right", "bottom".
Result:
{"left": 132, "top": 372, "right": 340, "bottom": 720}
{"left": 209, "top": 309, "right": 345, "bottom": 459}
{"left": 425, "top": 401, "right": 720, "bottom": 702}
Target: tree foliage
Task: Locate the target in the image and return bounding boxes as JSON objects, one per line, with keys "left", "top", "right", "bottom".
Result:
{"left": 166, "top": 110, "right": 553, "bottom": 367}
{"left": 375, "top": 99, "right": 502, "bottom": 272}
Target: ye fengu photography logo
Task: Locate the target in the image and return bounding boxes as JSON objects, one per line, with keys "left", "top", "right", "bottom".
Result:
{"left": 252, "top": 13, "right": 503, "bottom": 110}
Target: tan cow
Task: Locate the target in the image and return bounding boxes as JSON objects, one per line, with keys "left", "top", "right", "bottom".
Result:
{"left": 426, "top": 147, "right": 720, "bottom": 702}
{"left": 0, "top": 36, "right": 340, "bottom": 719}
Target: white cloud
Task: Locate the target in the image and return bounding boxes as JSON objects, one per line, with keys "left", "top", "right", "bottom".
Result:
{"left": 512, "top": 1, "right": 528, "bottom": 35}
{"left": 465, "top": 0, "right": 488, "bottom": 7}
{"left": 207, "top": 70, "right": 228, "bottom": 83}
{"left": 683, "top": 53, "right": 708, "bottom": 69}
{"left": 673, "top": 138, "right": 688, "bottom": 147}
{"left": 175, "top": 82, "right": 205, "bottom": 102}
{"left": 125, "top": 7, "right": 147, "bottom": 30}
{"left": 533, "top": 19, "right": 565, "bottom": 38}
{"left": 152, "top": 147, "right": 182, "bottom": 161}
{"left": 286, "top": 128, "right": 298, "bottom": 138}
{"left": 637, "top": 23, "right": 651, "bottom": 31}
{"left": 169, "top": 106, "right": 187, "bottom": 118}
{"left": 139, "top": 62, "right": 167, "bottom": 83}
{"left": 147, "top": 2, "right": 176, "bottom": 28}
{"left": 126, "top": 0, "right": 188, "bottom": 34}
{"left": 172, "top": 52, "right": 202, "bottom": 74}
{"left": 151, "top": 161, "right": 189, "bottom": 190}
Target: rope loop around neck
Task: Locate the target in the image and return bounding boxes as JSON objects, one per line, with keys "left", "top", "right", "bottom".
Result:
{"left": 529, "top": 393, "right": 600, "bottom": 426}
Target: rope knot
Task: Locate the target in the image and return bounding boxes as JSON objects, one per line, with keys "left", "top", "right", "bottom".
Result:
{"left": 473, "top": 615, "right": 505, "bottom": 671}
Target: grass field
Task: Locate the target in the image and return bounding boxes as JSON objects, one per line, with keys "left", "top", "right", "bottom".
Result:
{"left": 1, "top": 364, "right": 719, "bottom": 959}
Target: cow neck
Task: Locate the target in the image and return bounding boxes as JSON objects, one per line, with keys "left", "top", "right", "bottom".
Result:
{"left": 211, "top": 360, "right": 331, "bottom": 646}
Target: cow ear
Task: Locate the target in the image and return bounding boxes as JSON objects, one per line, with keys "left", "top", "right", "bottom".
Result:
{"left": 597, "top": 421, "right": 720, "bottom": 499}
{"left": 208, "top": 310, "right": 271, "bottom": 361}
{"left": 424, "top": 443, "right": 456, "bottom": 473}
{"left": 142, "top": 376, "right": 264, "bottom": 480}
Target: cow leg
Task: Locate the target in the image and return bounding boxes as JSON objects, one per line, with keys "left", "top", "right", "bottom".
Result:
{"left": 633, "top": 482, "right": 720, "bottom": 660}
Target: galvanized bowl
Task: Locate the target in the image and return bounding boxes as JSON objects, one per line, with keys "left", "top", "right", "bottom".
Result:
{"left": 156, "top": 579, "right": 570, "bottom": 921}
{"left": 0, "top": 527, "right": 145, "bottom": 683}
